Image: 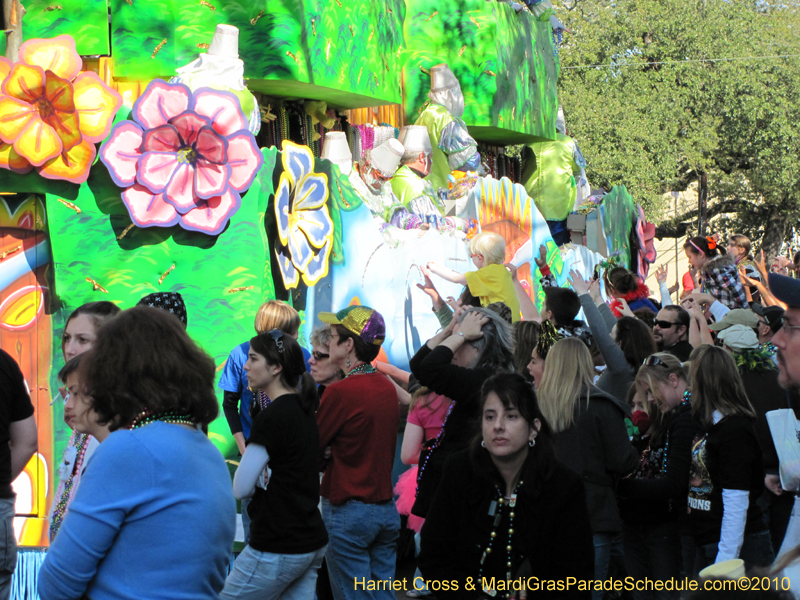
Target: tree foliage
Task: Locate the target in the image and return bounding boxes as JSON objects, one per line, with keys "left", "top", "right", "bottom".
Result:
{"left": 557, "top": 0, "right": 800, "bottom": 255}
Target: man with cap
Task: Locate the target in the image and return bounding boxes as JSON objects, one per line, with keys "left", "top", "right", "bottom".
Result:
{"left": 707, "top": 307, "right": 761, "bottom": 336}
{"left": 315, "top": 306, "right": 399, "bottom": 600}
{"left": 752, "top": 302, "right": 784, "bottom": 347}
{"left": 391, "top": 125, "right": 444, "bottom": 219}
{"left": 415, "top": 63, "right": 481, "bottom": 192}
{"left": 348, "top": 138, "right": 404, "bottom": 222}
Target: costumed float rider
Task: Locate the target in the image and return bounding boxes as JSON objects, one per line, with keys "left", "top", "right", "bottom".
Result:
{"left": 521, "top": 106, "right": 588, "bottom": 246}
{"left": 415, "top": 64, "right": 482, "bottom": 195}
{"left": 390, "top": 125, "right": 468, "bottom": 234}
{"left": 347, "top": 138, "right": 405, "bottom": 222}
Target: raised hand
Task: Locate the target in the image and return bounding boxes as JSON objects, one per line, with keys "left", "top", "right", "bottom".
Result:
{"left": 534, "top": 244, "right": 548, "bottom": 269}
{"left": 655, "top": 264, "right": 668, "bottom": 284}
{"left": 568, "top": 268, "right": 591, "bottom": 295}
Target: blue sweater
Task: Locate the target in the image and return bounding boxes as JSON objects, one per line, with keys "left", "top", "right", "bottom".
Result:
{"left": 39, "top": 422, "right": 236, "bottom": 600}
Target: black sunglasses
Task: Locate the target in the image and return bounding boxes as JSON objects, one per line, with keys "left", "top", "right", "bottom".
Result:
{"left": 312, "top": 351, "right": 329, "bottom": 361}
{"left": 643, "top": 355, "right": 669, "bottom": 368}
{"left": 268, "top": 329, "right": 285, "bottom": 353}
{"left": 654, "top": 320, "right": 677, "bottom": 329}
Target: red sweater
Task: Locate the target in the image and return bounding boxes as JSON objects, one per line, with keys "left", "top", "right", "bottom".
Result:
{"left": 317, "top": 372, "right": 399, "bottom": 505}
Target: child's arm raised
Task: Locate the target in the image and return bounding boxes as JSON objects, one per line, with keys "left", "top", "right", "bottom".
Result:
{"left": 426, "top": 261, "right": 467, "bottom": 285}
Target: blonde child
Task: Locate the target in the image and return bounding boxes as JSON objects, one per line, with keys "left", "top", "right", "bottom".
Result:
{"left": 426, "top": 231, "right": 520, "bottom": 322}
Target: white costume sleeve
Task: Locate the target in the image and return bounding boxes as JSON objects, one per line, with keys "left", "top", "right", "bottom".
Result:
{"left": 716, "top": 489, "right": 749, "bottom": 563}
{"left": 232, "top": 444, "right": 270, "bottom": 500}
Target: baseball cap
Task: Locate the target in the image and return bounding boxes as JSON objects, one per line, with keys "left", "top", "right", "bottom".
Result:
{"left": 707, "top": 308, "right": 759, "bottom": 332}
{"left": 717, "top": 324, "right": 759, "bottom": 352}
{"left": 751, "top": 302, "right": 785, "bottom": 330}
{"left": 318, "top": 306, "right": 385, "bottom": 346}
{"left": 770, "top": 273, "right": 800, "bottom": 308}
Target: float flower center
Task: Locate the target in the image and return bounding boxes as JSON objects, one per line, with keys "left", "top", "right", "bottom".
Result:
{"left": 177, "top": 146, "right": 196, "bottom": 165}
{"left": 34, "top": 96, "right": 54, "bottom": 120}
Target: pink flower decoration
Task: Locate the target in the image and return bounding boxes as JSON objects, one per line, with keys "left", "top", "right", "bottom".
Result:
{"left": 99, "top": 81, "right": 263, "bottom": 236}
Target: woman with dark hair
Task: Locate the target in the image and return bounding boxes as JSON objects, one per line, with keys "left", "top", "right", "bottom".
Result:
{"left": 50, "top": 301, "right": 121, "bottom": 541}
{"left": 409, "top": 306, "right": 516, "bottom": 519}
{"left": 513, "top": 320, "right": 540, "bottom": 383}
{"left": 38, "top": 306, "right": 235, "bottom": 600}
{"left": 684, "top": 236, "right": 747, "bottom": 309}
{"left": 686, "top": 345, "right": 773, "bottom": 572}
{"left": 605, "top": 266, "right": 658, "bottom": 316}
{"left": 419, "top": 372, "right": 594, "bottom": 599}
{"left": 570, "top": 270, "right": 656, "bottom": 403}
{"left": 617, "top": 353, "right": 698, "bottom": 600}
{"left": 221, "top": 330, "right": 327, "bottom": 599}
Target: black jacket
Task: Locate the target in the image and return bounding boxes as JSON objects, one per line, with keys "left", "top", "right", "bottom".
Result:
{"left": 419, "top": 448, "right": 594, "bottom": 599}
{"left": 553, "top": 387, "right": 639, "bottom": 533}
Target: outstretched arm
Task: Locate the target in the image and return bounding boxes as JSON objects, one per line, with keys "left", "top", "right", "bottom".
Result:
{"left": 426, "top": 262, "right": 467, "bottom": 285}
{"left": 506, "top": 262, "right": 541, "bottom": 322}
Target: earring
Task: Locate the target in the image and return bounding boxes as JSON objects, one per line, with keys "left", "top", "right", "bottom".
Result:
{"left": 481, "top": 440, "right": 486, "bottom": 448}
{"left": 346, "top": 357, "right": 351, "bottom": 368}
{"left": 528, "top": 439, "right": 536, "bottom": 447}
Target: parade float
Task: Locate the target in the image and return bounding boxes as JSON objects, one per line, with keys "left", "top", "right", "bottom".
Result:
{"left": 0, "top": 0, "right": 656, "bottom": 594}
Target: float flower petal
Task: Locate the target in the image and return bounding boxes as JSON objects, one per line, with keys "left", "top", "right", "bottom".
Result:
{"left": 0, "top": 96, "right": 37, "bottom": 144}
{"left": 286, "top": 223, "right": 315, "bottom": 272}
{"left": 14, "top": 115, "right": 62, "bottom": 166}
{"left": 303, "top": 238, "right": 333, "bottom": 286}
{"left": 169, "top": 112, "right": 209, "bottom": 146}
{"left": 194, "top": 159, "right": 230, "bottom": 199}
{"left": 226, "top": 132, "right": 263, "bottom": 192}
{"left": 2, "top": 64, "right": 45, "bottom": 103}
{"left": 294, "top": 172, "right": 328, "bottom": 212}
{"left": 274, "top": 174, "right": 291, "bottom": 246}
{"left": 0, "top": 143, "right": 32, "bottom": 174}
{"left": 19, "top": 35, "right": 82, "bottom": 81}
{"left": 38, "top": 138, "right": 96, "bottom": 184}
{"left": 194, "top": 127, "right": 227, "bottom": 165}
{"left": 0, "top": 58, "right": 11, "bottom": 85}
{"left": 132, "top": 80, "right": 191, "bottom": 130}
{"left": 275, "top": 247, "right": 301, "bottom": 289}
{"left": 137, "top": 151, "right": 180, "bottom": 193}
{"left": 180, "top": 188, "right": 240, "bottom": 236}
{"left": 296, "top": 205, "right": 333, "bottom": 249}
{"left": 164, "top": 163, "right": 201, "bottom": 214}
{"left": 122, "top": 184, "right": 181, "bottom": 228}
{"left": 99, "top": 121, "right": 144, "bottom": 187}
{"left": 281, "top": 141, "right": 314, "bottom": 187}
{"left": 192, "top": 89, "right": 248, "bottom": 137}
{"left": 141, "top": 124, "right": 182, "bottom": 153}
{"left": 72, "top": 72, "right": 122, "bottom": 143}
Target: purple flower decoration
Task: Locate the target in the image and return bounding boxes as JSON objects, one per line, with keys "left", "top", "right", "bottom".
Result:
{"left": 99, "top": 80, "right": 263, "bottom": 236}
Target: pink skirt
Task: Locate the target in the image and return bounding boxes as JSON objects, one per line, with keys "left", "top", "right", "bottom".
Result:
{"left": 395, "top": 466, "right": 425, "bottom": 532}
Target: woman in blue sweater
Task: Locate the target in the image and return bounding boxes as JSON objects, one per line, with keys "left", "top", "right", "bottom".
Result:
{"left": 38, "top": 306, "right": 236, "bottom": 600}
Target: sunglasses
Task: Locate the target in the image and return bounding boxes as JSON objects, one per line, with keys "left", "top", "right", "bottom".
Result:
{"left": 643, "top": 355, "right": 670, "bottom": 368}
{"left": 312, "top": 351, "right": 329, "bottom": 361}
{"left": 268, "top": 329, "right": 285, "bottom": 353}
{"left": 654, "top": 320, "right": 677, "bottom": 329}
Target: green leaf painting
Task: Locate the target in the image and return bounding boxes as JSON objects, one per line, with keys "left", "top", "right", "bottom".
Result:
{"left": 17, "top": 0, "right": 110, "bottom": 56}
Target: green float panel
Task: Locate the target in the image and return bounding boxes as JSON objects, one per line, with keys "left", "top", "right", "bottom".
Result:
{"left": 18, "top": 0, "right": 110, "bottom": 56}
{"left": 403, "top": 0, "right": 559, "bottom": 144}
{"left": 109, "top": 0, "right": 404, "bottom": 109}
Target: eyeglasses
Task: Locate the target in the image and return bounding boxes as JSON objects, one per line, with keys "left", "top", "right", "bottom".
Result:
{"left": 368, "top": 167, "right": 392, "bottom": 182}
{"left": 312, "top": 351, "right": 329, "bottom": 361}
{"left": 643, "top": 355, "right": 670, "bottom": 368}
{"left": 654, "top": 320, "right": 677, "bottom": 329}
{"left": 268, "top": 329, "right": 285, "bottom": 353}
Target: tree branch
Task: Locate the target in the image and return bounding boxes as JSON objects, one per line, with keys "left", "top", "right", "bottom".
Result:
{"left": 655, "top": 199, "right": 764, "bottom": 239}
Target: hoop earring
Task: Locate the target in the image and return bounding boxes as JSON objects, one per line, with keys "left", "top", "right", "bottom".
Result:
{"left": 528, "top": 439, "right": 536, "bottom": 447}
{"left": 481, "top": 440, "right": 486, "bottom": 448}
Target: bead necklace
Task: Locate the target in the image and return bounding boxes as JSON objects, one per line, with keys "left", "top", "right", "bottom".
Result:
{"left": 415, "top": 402, "right": 455, "bottom": 496}
{"left": 345, "top": 363, "right": 378, "bottom": 378}
{"left": 478, "top": 480, "right": 524, "bottom": 598}
{"left": 129, "top": 409, "right": 194, "bottom": 430}
{"left": 49, "top": 432, "right": 91, "bottom": 540}
{"left": 662, "top": 390, "right": 692, "bottom": 475}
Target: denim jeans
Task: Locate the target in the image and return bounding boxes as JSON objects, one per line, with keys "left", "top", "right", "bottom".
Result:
{"left": 623, "top": 521, "right": 681, "bottom": 600}
{"left": 321, "top": 499, "right": 400, "bottom": 600}
{"left": 693, "top": 529, "right": 775, "bottom": 575}
{"left": 593, "top": 532, "right": 624, "bottom": 600}
{"left": 220, "top": 543, "right": 327, "bottom": 600}
{"left": 0, "top": 499, "right": 14, "bottom": 600}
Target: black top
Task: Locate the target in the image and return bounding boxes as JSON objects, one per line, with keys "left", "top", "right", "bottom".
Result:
{"left": 0, "top": 350, "right": 34, "bottom": 499}
{"left": 419, "top": 449, "right": 594, "bottom": 599}
{"left": 552, "top": 387, "right": 639, "bottom": 533}
{"left": 408, "top": 344, "right": 494, "bottom": 517}
{"left": 247, "top": 393, "right": 328, "bottom": 554}
{"left": 740, "top": 369, "right": 796, "bottom": 471}
{"left": 664, "top": 340, "right": 693, "bottom": 362}
{"left": 618, "top": 402, "right": 698, "bottom": 525}
{"left": 686, "top": 414, "right": 766, "bottom": 546}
